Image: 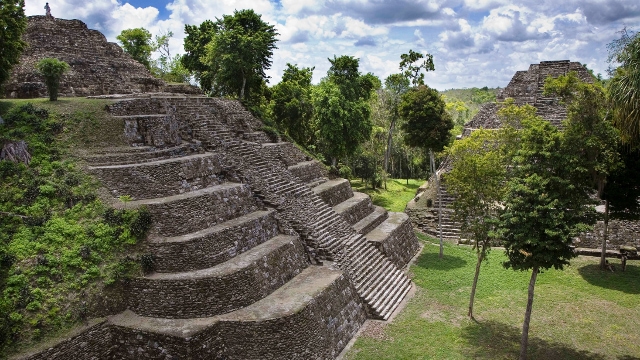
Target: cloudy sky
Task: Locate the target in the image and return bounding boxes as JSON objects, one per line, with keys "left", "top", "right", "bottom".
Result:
{"left": 26, "top": 0, "right": 640, "bottom": 90}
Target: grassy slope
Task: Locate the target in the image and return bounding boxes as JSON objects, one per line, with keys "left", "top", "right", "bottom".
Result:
{"left": 0, "top": 98, "right": 147, "bottom": 357}
{"left": 345, "top": 235, "right": 640, "bottom": 360}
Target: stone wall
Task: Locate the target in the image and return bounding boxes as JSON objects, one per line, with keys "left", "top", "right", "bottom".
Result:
{"left": 288, "top": 160, "right": 328, "bottom": 184}
{"left": 366, "top": 213, "right": 421, "bottom": 269}
{"left": 90, "top": 152, "right": 235, "bottom": 200}
{"left": 314, "top": 179, "right": 354, "bottom": 207}
{"left": 126, "top": 236, "right": 309, "bottom": 318}
{"left": 5, "top": 16, "right": 165, "bottom": 98}
{"left": 214, "top": 270, "right": 367, "bottom": 360}
{"left": 135, "top": 183, "right": 259, "bottom": 237}
{"left": 149, "top": 210, "right": 282, "bottom": 273}
{"left": 261, "top": 142, "right": 310, "bottom": 167}
{"left": 577, "top": 220, "right": 640, "bottom": 250}
{"left": 16, "top": 320, "right": 114, "bottom": 360}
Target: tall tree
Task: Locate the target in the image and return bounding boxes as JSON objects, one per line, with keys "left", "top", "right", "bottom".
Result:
{"left": 182, "top": 20, "right": 217, "bottom": 91}
{"left": 203, "top": 9, "right": 278, "bottom": 101}
{"left": 270, "top": 63, "right": 315, "bottom": 147}
{"left": 382, "top": 73, "right": 410, "bottom": 184}
{"left": 314, "top": 56, "right": 378, "bottom": 166}
{"left": 444, "top": 129, "right": 508, "bottom": 319}
{"left": 399, "top": 84, "right": 453, "bottom": 257}
{"left": 399, "top": 49, "right": 434, "bottom": 86}
{"left": 608, "top": 29, "right": 640, "bottom": 145}
{"left": 117, "top": 28, "right": 154, "bottom": 70}
{"left": 499, "top": 115, "right": 596, "bottom": 360}
{"left": 0, "top": 0, "right": 27, "bottom": 89}
{"left": 544, "top": 72, "right": 621, "bottom": 269}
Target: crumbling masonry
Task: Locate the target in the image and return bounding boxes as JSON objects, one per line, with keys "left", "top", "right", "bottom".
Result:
{"left": 11, "top": 18, "right": 421, "bottom": 360}
{"left": 406, "top": 60, "right": 640, "bottom": 250}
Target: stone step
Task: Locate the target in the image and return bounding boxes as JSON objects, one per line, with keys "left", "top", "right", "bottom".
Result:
{"left": 334, "top": 192, "right": 374, "bottom": 226}
{"left": 84, "top": 143, "right": 194, "bottom": 166}
{"left": 353, "top": 205, "right": 389, "bottom": 235}
{"left": 261, "top": 142, "right": 309, "bottom": 167}
{"left": 148, "top": 209, "right": 280, "bottom": 273}
{"left": 128, "top": 183, "right": 259, "bottom": 237}
{"left": 364, "top": 212, "right": 422, "bottom": 269}
{"left": 127, "top": 234, "right": 309, "bottom": 319}
{"left": 89, "top": 152, "right": 229, "bottom": 200}
{"left": 107, "top": 265, "right": 366, "bottom": 359}
{"left": 312, "top": 178, "right": 353, "bottom": 207}
{"left": 288, "top": 160, "right": 327, "bottom": 184}
{"left": 378, "top": 278, "right": 412, "bottom": 320}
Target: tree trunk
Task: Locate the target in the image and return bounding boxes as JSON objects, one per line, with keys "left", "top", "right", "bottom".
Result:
{"left": 240, "top": 75, "right": 246, "bottom": 100}
{"left": 468, "top": 245, "right": 485, "bottom": 319}
{"left": 519, "top": 267, "right": 539, "bottom": 360}
{"left": 600, "top": 199, "right": 609, "bottom": 270}
{"left": 384, "top": 119, "right": 395, "bottom": 175}
{"left": 429, "top": 149, "right": 444, "bottom": 258}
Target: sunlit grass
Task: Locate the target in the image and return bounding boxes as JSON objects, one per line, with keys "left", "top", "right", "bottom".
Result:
{"left": 345, "top": 233, "right": 640, "bottom": 360}
{"left": 350, "top": 178, "right": 423, "bottom": 212}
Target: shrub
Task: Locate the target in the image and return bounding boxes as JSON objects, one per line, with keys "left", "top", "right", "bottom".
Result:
{"left": 35, "top": 58, "right": 69, "bottom": 101}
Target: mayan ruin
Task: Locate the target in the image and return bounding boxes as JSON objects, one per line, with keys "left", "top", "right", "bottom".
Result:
{"left": 6, "top": 16, "right": 420, "bottom": 359}
{"left": 2, "top": 2, "right": 639, "bottom": 358}
{"left": 407, "top": 60, "right": 640, "bottom": 251}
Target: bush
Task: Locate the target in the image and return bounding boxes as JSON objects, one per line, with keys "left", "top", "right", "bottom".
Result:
{"left": 36, "top": 58, "right": 69, "bottom": 101}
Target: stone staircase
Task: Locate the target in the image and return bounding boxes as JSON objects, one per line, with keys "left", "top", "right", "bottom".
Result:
{"left": 18, "top": 94, "right": 421, "bottom": 359}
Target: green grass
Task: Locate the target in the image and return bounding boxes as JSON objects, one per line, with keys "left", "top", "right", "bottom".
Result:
{"left": 350, "top": 178, "right": 423, "bottom": 212}
{"left": 345, "top": 234, "right": 640, "bottom": 360}
{"left": 0, "top": 97, "right": 127, "bottom": 151}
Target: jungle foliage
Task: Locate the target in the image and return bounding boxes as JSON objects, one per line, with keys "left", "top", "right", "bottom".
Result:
{"left": 0, "top": 103, "right": 151, "bottom": 356}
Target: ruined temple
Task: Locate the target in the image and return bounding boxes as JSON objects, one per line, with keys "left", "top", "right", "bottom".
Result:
{"left": 408, "top": 60, "right": 593, "bottom": 241}
{"left": 13, "top": 17, "right": 421, "bottom": 360}
{"left": 407, "top": 60, "right": 639, "bottom": 250}
{"left": 4, "top": 16, "right": 199, "bottom": 98}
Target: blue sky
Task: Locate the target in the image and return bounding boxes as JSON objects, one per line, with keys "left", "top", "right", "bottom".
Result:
{"left": 26, "top": 0, "right": 640, "bottom": 90}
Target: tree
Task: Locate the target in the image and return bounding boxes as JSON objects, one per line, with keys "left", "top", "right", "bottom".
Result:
{"left": 499, "top": 115, "right": 596, "bottom": 360}
{"left": 182, "top": 20, "right": 217, "bottom": 91}
{"left": 444, "top": 129, "right": 508, "bottom": 319}
{"left": 399, "top": 49, "right": 434, "bottom": 86}
{"left": 36, "top": 58, "right": 69, "bottom": 101}
{"left": 399, "top": 84, "right": 453, "bottom": 257}
{"left": 202, "top": 9, "right": 278, "bottom": 100}
{"left": 608, "top": 29, "right": 640, "bottom": 145}
{"left": 270, "top": 63, "right": 315, "bottom": 147}
{"left": 117, "top": 28, "right": 154, "bottom": 70}
{"left": 314, "top": 56, "right": 378, "bottom": 166}
{"left": 150, "top": 31, "right": 190, "bottom": 83}
{"left": 382, "top": 73, "right": 410, "bottom": 185}
{"left": 0, "top": 0, "right": 27, "bottom": 89}
{"left": 544, "top": 72, "right": 621, "bottom": 269}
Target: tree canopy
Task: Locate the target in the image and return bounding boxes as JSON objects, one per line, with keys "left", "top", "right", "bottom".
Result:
{"left": 117, "top": 28, "right": 154, "bottom": 70}
{"left": 270, "top": 63, "right": 315, "bottom": 147}
{"left": 314, "top": 55, "right": 378, "bottom": 165}
{"left": 182, "top": 20, "right": 217, "bottom": 91}
{"left": 399, "top": 85, "right": 453, "bottom": 154}
{"left": 0, "top": 0, "right": 27, "bottom": 89}
{"left": 200, "top": 10, "right": 278, "bottom": 99}
{"left": 608, "top": 30, "right": 640, "bottom": 146}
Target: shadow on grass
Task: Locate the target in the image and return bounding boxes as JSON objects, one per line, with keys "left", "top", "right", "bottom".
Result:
{"left": 371, "top": 197, "right": 393, "bottom": 210}
{"left": 577, "top": 264, "right": 640, "bottom": 294}
{"left": 461, "top": 320, "right": 607, "bottom": 360}
{"left": 389, "top": 179, "right": 421, "bottom": 190}
{"left": 414, "top": 251, "right": 467, "bottom": 271}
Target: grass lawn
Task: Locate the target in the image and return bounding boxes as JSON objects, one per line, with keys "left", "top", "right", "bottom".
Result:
{"left": 345, "top": 233, "right": 640, "bottom": 360}
{"left": 350, "top": 178, "right": 423, "bottom": 212}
